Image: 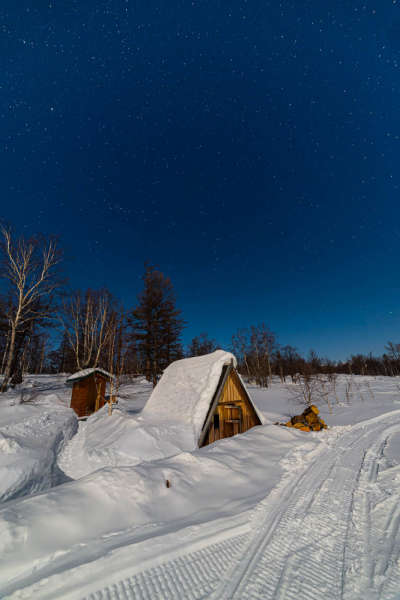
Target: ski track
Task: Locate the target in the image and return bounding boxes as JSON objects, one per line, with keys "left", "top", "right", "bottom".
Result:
{"left": 84, "top": 413, "right": 400, "bottom": 600}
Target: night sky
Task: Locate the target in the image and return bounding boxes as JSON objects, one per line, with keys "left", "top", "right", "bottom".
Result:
{"left": 1, "top": 1, "right": 400, "bottom": 359}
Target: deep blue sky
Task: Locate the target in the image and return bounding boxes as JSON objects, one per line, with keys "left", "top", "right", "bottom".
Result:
{"left": 1, "top": 1, "right": 400, "bottom": 359}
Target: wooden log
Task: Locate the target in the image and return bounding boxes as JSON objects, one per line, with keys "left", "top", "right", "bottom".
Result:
{"left": 293, "top": 423, "right": 305, "bottom": 429}
{"left": 291, "top": 415, "right": 307, "bottom": 425}
{"left": 312, "top": 424, "right": 321, "bottom": 432}
{"left": 303, "top": 405, "right": 319, "bottom": 416}
{"left": 300, "top": 425, "right": 310, "bottom": 432}
{"left": 305, "top": 413, "right": 319, "bottom": 425}
{"left": 286, "top": 421, "right": 293, "bottom": 427}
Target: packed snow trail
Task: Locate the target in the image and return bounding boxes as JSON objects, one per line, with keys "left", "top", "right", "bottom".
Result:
{"left": 221, "top": 418, "right": 400, "bottom": 600}
{"left": 77, "top": 412, "right": 400, "bottom": 600}
{"left": 0, "top": 406, "right": 77, "bottom": 503}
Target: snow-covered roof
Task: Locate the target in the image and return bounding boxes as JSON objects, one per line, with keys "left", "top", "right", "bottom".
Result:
{"left": 143, "top": 350, "right": 266, "bottom": 445}
{"left": 66, "top": 368, "right": 112, "bottom": 383}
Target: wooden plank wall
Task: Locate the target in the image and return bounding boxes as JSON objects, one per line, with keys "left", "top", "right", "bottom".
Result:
{"left": 70, "top": 375, "right": 107, "bottom": 417}
{"left": 201, "top": 370, "right": 259, "bottom": 447}
{"left": 70, "top": 381, "right": 89, "bottom": 417}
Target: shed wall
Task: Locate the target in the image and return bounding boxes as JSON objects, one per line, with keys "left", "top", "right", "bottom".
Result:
{"left": 70, "top": 374, "right": 107, "bottom": 417}
{"left": 201, "top": 370, "right": 260, "bottom": 447}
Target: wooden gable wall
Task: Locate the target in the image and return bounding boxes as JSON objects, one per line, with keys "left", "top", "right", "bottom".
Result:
{"left": 200, "top": 369, "right": 260, "bottom": 448}
{"left": 70, "top": 374, "right": 108, "bottom": 417}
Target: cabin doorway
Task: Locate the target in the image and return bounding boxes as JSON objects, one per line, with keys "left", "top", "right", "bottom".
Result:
{"left": 220, "top": 403, "right": 242, "bottom": 438}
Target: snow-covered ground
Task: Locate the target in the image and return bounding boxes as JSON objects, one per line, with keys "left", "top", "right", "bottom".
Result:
{"left": 0, "top": 424, "right": 316, "bottom": 599}
{"left": 58, "top": 404, "right": 196, "bottom": 479}
{"left": 62, "top": 374, "right": 400, "bottom": 481}
{"left": 250, "top": 374, "right": 400, "bottom": 427}
{"left": 1, "top": 374, "right": 400, "bottom": 598}
{"left": 0, "top": 376, "right": 77, "bottom": 503}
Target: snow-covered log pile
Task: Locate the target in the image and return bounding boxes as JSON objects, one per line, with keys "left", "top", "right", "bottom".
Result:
{"left": 280, "top": 405, "right": 327, "bottom": 432}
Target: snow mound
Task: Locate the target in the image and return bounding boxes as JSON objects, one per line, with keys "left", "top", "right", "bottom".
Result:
{"left": 0, "top": 408, "right": 78, "bottom": 502}
{"left": 143, "top": 350, "right": 237, "bottom": 443}
{"left": 40, "top": 394, "right": 67, "bottom": 406}
{"left": 0, "top": 434, "right": 21, "bottom": 454}
{"left": 58, "top": 404, "right": 195, "bottom": 480}
{"left": 0, "top": 424, "right": 317, "bottom": 598}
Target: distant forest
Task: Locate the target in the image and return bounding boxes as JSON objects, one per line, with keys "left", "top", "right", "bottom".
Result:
{"left": 0, "top": 221, "right": 399, "bottom": 392}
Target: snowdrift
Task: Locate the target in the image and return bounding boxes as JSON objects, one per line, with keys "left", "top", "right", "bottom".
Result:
{"left": 0, "top": 396, "right": 77, "bottom": 503}
{"left": 58, "top": 403, "right": 195, "bottom": 480}
{"left": 0, "top": 424, "right": 319, "bottom": 598}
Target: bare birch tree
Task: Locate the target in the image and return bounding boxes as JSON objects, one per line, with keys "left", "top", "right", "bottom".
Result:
{"left": 106, "top": 304, "right": 130, "bottom": 415}
{"left": 0, "top": 223, "right": 66, "bottom": 392}
{"left": 230, "top": 329, "right": 253, "bottom": 382}
{"left": 285, "top": 371, "right": 322, "bottom": 409}
{"left": 58, "top": 288, "right": 116, "bottom": 372}
{"left": 316, "top": 374, "right": 333, "bottom": 414}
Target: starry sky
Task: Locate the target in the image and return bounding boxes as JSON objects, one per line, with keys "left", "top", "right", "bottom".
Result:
{"left": 1, "top": 0, "right": 400, "bottom": 359}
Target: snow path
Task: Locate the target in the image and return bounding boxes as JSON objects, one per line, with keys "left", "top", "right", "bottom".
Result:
{"left": 77, "top": 412, "right": 400, "bottom": 600}
{"left": 0, "top": 407, "right": 77, "bottom": 503}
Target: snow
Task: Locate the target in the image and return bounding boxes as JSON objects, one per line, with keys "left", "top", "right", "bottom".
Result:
{"left": 66, "top": 367, "right": 112, "bottom": 382}
{"left": 58, "top": 377, "right": 200, "bottom": 479}
{"left": 59, "top": 374, "right": 400, "bottom": 483}
{"left": 249, "top": 374, "right": 400, "bottom": 427}
{"left": 0, "top": 423, "right": 316, "bottom": 599}
{"left": 0, "top": 383, "right": 77, "bottom": 503}
{"left": 2, "top": 374, "right": 400, "bottom": 598}
{"left": 143, "top": 350, "right": 266, "bottom": 445}
{"left": 58, "top": 403, "right": 195, "bottom": 479}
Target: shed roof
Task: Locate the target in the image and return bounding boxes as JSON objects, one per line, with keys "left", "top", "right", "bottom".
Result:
{"left": 143, "top": 350, "right": 266, "bottom": 445}
{"left": 66, "top": 368, "right": 112, "bottom": 383}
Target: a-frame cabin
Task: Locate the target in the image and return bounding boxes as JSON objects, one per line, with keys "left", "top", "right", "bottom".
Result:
{"left": 143, "top": 350, "right": 266, "bottom": 449}
{"left": 199, "top": 360, "right": 262, "bottom": 447}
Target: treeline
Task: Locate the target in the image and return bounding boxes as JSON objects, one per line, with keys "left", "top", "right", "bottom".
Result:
{"left": 230, "top": 325, "right": 400, "bottom": 386}
{"left": 0, "top": 222, "right": 399, "bottom": 391}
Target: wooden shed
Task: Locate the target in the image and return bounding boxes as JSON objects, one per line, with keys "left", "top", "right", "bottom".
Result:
{"left": 143, "top": 350, "right": 266, "bottom": 448}
{"left": 67, "top": 368, "right": 111, "bottom": 418}
{"left": 199, "top": 362, "right": 263, "bottom": 447}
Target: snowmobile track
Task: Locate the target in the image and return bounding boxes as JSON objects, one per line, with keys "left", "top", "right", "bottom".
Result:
{"left": 84, "top": 532, "right": 250, "bottom": 600}
{"left": 87, "top": 413, "right": 400, "bottom": 600}
{"left": 222, "top": 417, "right": 400, "bottom": 600}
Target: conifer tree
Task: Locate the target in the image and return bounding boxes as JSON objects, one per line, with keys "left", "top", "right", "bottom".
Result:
{"left": 130, "top": 262, "right": 186, "bottom": 387}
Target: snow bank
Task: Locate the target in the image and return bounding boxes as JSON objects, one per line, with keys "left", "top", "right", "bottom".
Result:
{"left": 143, "top": 350, "right": 237, "bottom": 444}
{"left": 58, "top": 403, "right": 195, "bottom": 480}
{"left": 0, "top": 424, "right": 320, "bottom": 598}
{"left": 0, "top": 390, "right": 78, "bottom": 503}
